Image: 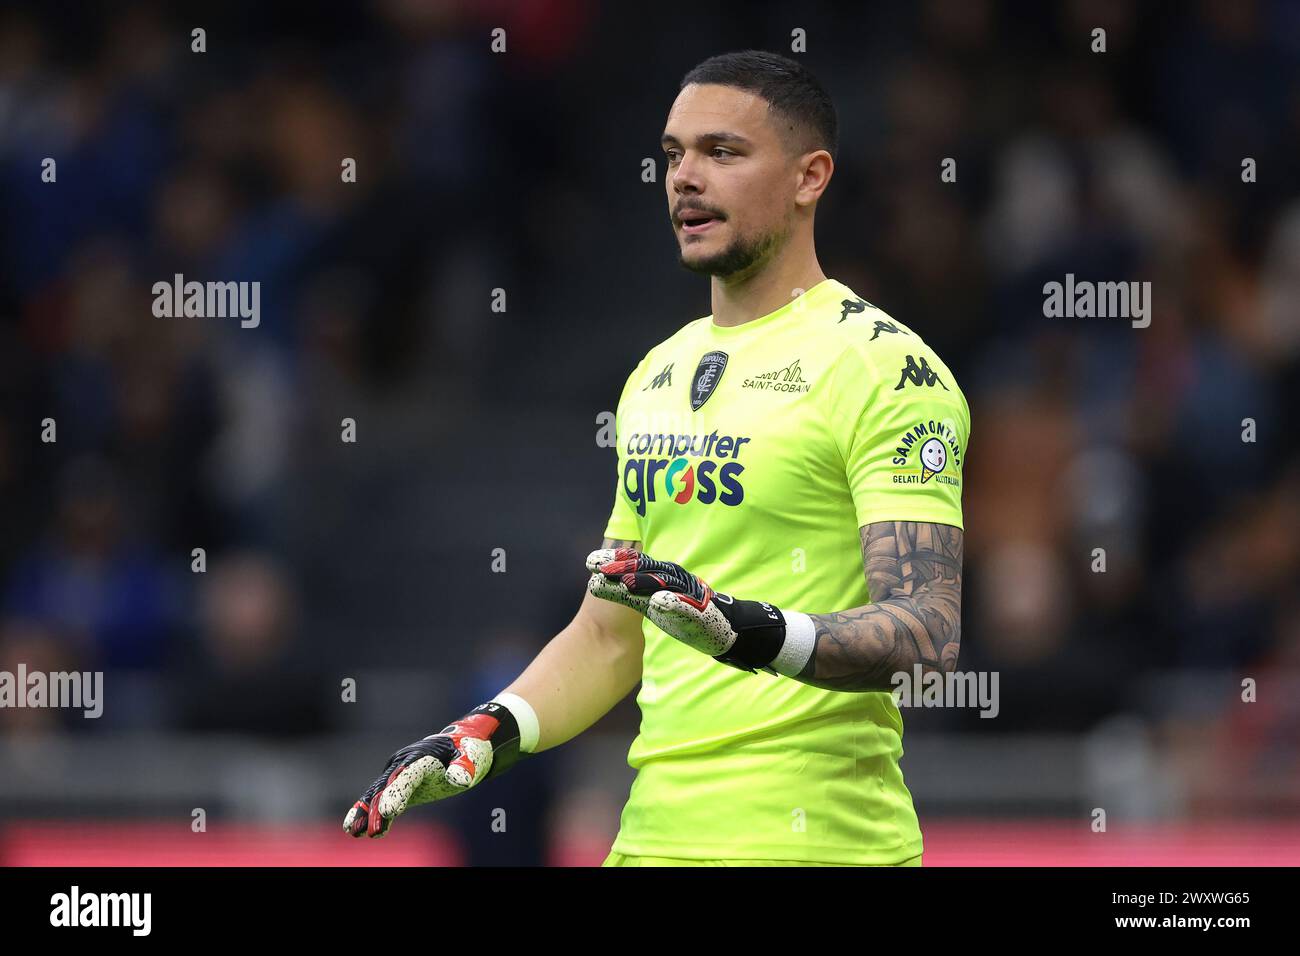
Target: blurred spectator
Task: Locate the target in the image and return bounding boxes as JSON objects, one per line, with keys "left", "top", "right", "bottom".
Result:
{"left": 0, "top": 617, "right": 85, "bottom": 734}
{"left": 174, "top": 552, "right": 328, "bottom": 737}
{"left": 3, "top": 456, "right": 178, "bottom": 670}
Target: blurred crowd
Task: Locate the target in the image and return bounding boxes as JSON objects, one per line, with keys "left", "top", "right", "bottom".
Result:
{"left": 0, "top": 0, "right": 1297, "bottom": 842}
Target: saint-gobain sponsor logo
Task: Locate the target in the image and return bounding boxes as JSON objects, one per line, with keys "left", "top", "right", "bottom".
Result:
{"left": 622, "top": 431, "right": 748, "bottom": 516}
{"left": 742, "top": 358, "right": 811, "bottom": 393}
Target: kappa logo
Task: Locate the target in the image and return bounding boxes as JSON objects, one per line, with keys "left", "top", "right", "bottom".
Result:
{"left": 869, "top": 319, "right": 907, "bottom": 341}
{"left": 642, "top": 363, "right": 674, "bottom": 391}
{"left": 690, "top": 351, "right": 728, "bottom": 410}
{"left": 894, "top": 355, "right": 948, "bottom": 391}
{"left": 838, "top": 297, "right": 873, "bottom": 323}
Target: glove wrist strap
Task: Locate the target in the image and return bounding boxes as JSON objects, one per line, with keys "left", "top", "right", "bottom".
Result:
{"left": 491, "top": 692, "right": 539, "bottom": 752}
{"left": 715, "top": 604, "right": 816, "bottom": 678}
{"left": 441, "top": 698, "right": 533, "bottom": 784}
{"left": 767, "top": 610, "right": 816, "bottom": 676}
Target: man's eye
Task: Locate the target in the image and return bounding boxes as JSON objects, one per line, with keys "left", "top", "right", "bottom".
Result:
{"left": 711, "top": 148, "right": 733, "bottom": 158}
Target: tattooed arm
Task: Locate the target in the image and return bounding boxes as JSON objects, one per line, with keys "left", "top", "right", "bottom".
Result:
{"left": 586, "top": 525, "right": 961, "bottom": 693}
{"left": 795, "top": 521, "right": 962, "bottom": 692}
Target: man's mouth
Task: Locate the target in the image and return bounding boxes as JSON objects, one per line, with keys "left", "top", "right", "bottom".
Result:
{"left": 680, "top": 213, "right": 722, "bottom": 235}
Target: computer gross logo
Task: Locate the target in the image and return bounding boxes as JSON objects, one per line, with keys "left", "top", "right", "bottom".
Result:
{"left": 622, "top": 431, "right": 748, "bottom": 517}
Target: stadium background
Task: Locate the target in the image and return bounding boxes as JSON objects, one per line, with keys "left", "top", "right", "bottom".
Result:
{"left": 1, "top": 0, "right": 1298, "bottom": 865}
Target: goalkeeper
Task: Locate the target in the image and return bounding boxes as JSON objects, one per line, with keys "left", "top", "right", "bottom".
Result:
{"left": 345, "top": 50, "right": 969, "bottom": 866}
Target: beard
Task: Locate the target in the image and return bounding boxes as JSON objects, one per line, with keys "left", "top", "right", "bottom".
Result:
{"left": 678, "top": 218, "right": 789, "bottom": 279}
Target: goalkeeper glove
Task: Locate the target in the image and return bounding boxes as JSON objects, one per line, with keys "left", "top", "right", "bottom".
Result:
{"left": 586, "top": 547, "right": 815, "bottom": 677}
{"left": 343, "top": 693, "right": 539, "bottom": 838}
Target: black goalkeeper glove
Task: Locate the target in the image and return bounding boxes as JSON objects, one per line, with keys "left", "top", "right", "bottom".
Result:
{"left": 586, "top": 547, "right": 814, "bottom": 677}
{"left": 343, "top": 700, "right": 528, "bottom": 838}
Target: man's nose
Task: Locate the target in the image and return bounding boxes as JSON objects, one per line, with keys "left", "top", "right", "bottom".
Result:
{"left": 671, "top": 152, "right": 705, "bottom": 192}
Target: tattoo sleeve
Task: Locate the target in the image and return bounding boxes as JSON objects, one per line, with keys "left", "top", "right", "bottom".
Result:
{"left": 796, "top": 521, "right": 963, "bottom": 692}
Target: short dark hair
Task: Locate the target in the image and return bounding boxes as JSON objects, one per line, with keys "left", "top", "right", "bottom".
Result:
{"left": 681, "top": 50, "right": 838, "bottom": 162}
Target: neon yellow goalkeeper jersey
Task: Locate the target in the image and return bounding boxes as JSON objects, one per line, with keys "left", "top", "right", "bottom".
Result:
{"left": 601, "top": 277, "right": 969, "bottom": 864}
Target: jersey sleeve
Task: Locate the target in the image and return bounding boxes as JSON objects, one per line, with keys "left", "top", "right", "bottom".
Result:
{"left": 601, "top": 355, "right": 648, "bottom": 542}
{"left": 824, "top": 337, "right": 970, "bottom": 530}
